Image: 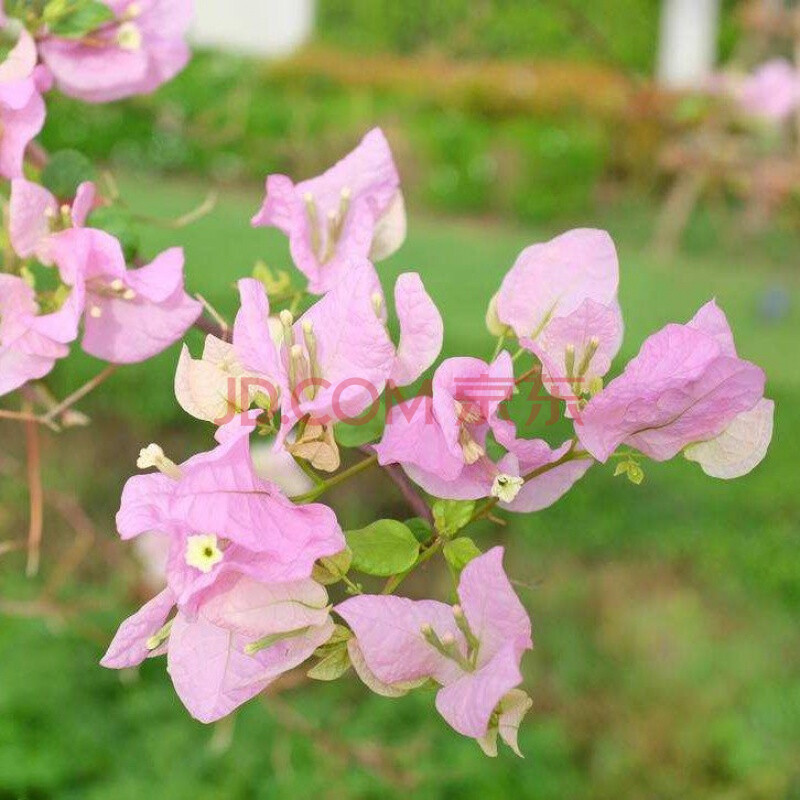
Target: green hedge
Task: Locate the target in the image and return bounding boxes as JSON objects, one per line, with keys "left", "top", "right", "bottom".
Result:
{"left": 318, "top": 0, "right": 742, "bottom": 73}
{"left": 40, "top": 50, "right": 617, "bottom": 224}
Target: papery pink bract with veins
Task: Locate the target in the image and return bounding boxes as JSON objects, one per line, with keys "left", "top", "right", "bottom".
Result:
{"left": 116, "top": 425, "right": 345, "bottom": 607}
{"left": 10, "top": 178, "right": 96, "bottom": 262}
{"left": 102, "top": 573, "right": 333, "bottom": 723}
{"left": 337, "top": 547, "right": 533, "bottom": 748}
{"left": 252, "top": 128, "right": 404, "bottom": 294}
{"left": 233, "top": 258, "right": 441, "bottom": 439}
{"left": 376, "top": 352, "right": 587, "bottom": 507}
{"left": 38, "top": 0, "right": 192, "bottom": 103}
{"left": 496, "top": 228, "right": 619, "bottom": 340}
{"left": 48, "top": 227, "right": 201, "bottom": 363}
{"left": 578, "top": 301, "right": 769, "bottom": 465}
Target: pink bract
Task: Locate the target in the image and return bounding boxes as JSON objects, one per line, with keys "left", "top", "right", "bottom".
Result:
{"left": 48, "top": 227, "right": 201, "bottom": 363}
{"left": 10, "top": 178, "right": 96, "bottom": 262}
{"left": 337, "top": 547, "right": 533, "bottom": 750}
{"left": 233, "top": 258, "right": 441, "bottom": 440}
{"left": 102, "top": 573, "right": 333, "bottom": 723}
{"left": 38, "top": 0, "right": 192, "bottom": 103}
{"left": 0, "top": 273, "right": 84, "bottom": 396}
{"left": 116, "top": 426, "right": 345, "bottom": 608}
{"left": 0, "top": 30, "right": 46, "bottom": 179}
{"left": 252, "top": 128, "right": 404, "bottom": 294}
{"left": 738, "top": 59, "right": 800, "bottom": 122}
{"left": 578, "top": 301, "right": 770, "bottom": 465}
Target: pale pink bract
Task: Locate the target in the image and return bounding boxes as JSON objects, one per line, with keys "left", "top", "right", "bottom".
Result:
{"left": 578, "top": 301, "right": 771, "bottom": 469}
{"left": 0, "top": 30, "right": 46, "bottom": 179}
{"left": 337, "top": 547, "right": 533, "bottom": 752}
{"left": 48, "top": 227, "right": 201, "bottom": 363}
{"left": 38, "top": 0, "right": 192, "bottom": 103}
{"left": 116, "top": 425, "right": 345, "bottom": 608}
{"left": 252, "top": 128, "right": 405, "bottom": 294}
{"left": 0, "top": 273, "right": 84, "bottom": 396}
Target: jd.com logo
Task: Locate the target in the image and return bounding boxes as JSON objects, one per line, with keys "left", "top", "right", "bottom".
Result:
{"left": 213, "top": 369, "right": 585, "bottom": 428}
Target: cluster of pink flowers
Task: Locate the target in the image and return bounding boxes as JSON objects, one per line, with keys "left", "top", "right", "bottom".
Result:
{"left": 1, "top": 177, "right": 200, "bottom": 394}
{"left": 0, "top": 0, "right": 191, "bottom": 180}
{"left": 0, "top": 8, "right": 774, "bottom": 756}
{"left": 98, "top": 129, "right": 773, "bottom": 754}
{"left": 0, "top": 1, "right": 196, "bottom": 393}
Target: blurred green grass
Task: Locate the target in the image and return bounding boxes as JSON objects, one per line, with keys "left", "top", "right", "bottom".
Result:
{"left": 1, "top": 175, "right": 799, "bottom": 799}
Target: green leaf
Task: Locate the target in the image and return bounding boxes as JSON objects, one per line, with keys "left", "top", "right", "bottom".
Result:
{"left": 41, "top": 150, "right": 96, "bottom": 200}
{"left": 86, "top": 206, "right": 141, "bottom": 262}
{"left": 334, "top": 397, "right": 386, "bottom": 447}
{"left": 311, "top": 549, "right": 353, "bottom": 586}
{"left": 46, "top": 0, "right": 115, "bottom": 38}
{"left": 443, "top": 537, "right": 482, "bottom": 579}
{"left": 432, "top": 499, "right": 476, "bottom": 538}
{"left": 404, "top": 517, "right": 433, "bottom": 544}
{"left": 307, "top": 643, "right": 351, "bottom": 681}
{"left": 345, "top": 520, "right": 420, "bottom": 577}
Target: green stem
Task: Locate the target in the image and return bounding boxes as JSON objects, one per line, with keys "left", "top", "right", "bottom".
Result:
{"left": 293, "top": 455, "right": 325, "bottom": 487}
{"left": 490, "top": 333, "right": 508, "bottom": 361}
{"left": 291, "top": 453, "right": 378, "bottom": 504}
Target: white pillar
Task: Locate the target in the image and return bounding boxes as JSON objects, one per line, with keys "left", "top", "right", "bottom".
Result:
{"left": 191, "top": 0, "right": 315, "bottom": 58}
{"left": 657, "top": 0, "right": 721, "bottom": 88}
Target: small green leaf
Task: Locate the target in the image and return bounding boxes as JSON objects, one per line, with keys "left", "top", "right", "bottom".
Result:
{"left": 334, "top": 398, "right": 386, "bottom": 447}
{"left": 41, "top": 150, "right": 96, "bottom": 200}
{"left": 345, "top": 520, "right": 420, "bottom": 577}
{"left": 404, "top": 517, "right": 433, "bottom": 544}
{"left": 443, "top": 537, "right": 482, "bottom": 579}
{"left": 86, "top": 205, "right": 141, "bottom": 262}
{"left": 307, "top": 643, "right": 351, "bottom": 681}
{"left": 46, "top": 0, "right": 115, "bottom": 38}
{"left": 432, "top": 499, "right": 476, "bottom": 538}
{"left": 311, "top": 549, "right": 353, "bottom": 586}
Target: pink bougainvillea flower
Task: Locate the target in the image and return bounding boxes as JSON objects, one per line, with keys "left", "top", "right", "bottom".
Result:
{"left": 38, "top": 0, "right": 192, "bottom": 104}
{"left": 373, "top": 352, "right": 587, "bottom": 507}
{"left": 102, "top": 572, "right": 333, "bottom": 723}
{"left": 116, "top": 424, "right": 345, "bottom": 608}
{"left": 48, "top": 227, "right": 201, "bottom": 363}
{"left": 375, "top": 353, "right": 514, "bottom": 490}
{"left": 9, "top": 178, "right": 96, "bottom": 262}
{"left": 337, "top": 547, "right": 533, "bottom": 754}
{"left": 252, "top": 128, "right": 405, "bottom": 294}
{"left": 738, "top": 59, "right": 800, "bottom": 122}
{"left": 0, "top": 273, "right": 84, "bottom": 396}
{"left": 578, "top": 301, "right": 771, "bottom": 470}
{"left": 495, "top": 228, "right": 619, "bottom": 341}
{"left": 233, "top": 258, "right": 442, "bottom": 439}
{"left": 520, "top": 298, "right": 623, "bottom": 413}
{"left": 375, "top": 366, "right": 590, "bottom": 508}
{"left": 0, "top": 30, "right": 46, "bottom": 179}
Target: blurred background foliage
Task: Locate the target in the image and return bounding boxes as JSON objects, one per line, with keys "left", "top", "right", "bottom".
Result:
{"left": 38, "top": 1, "right": 752, "bottom": 225}
{"left": 2, "top": 2, "right": 800, "bottom": 799}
